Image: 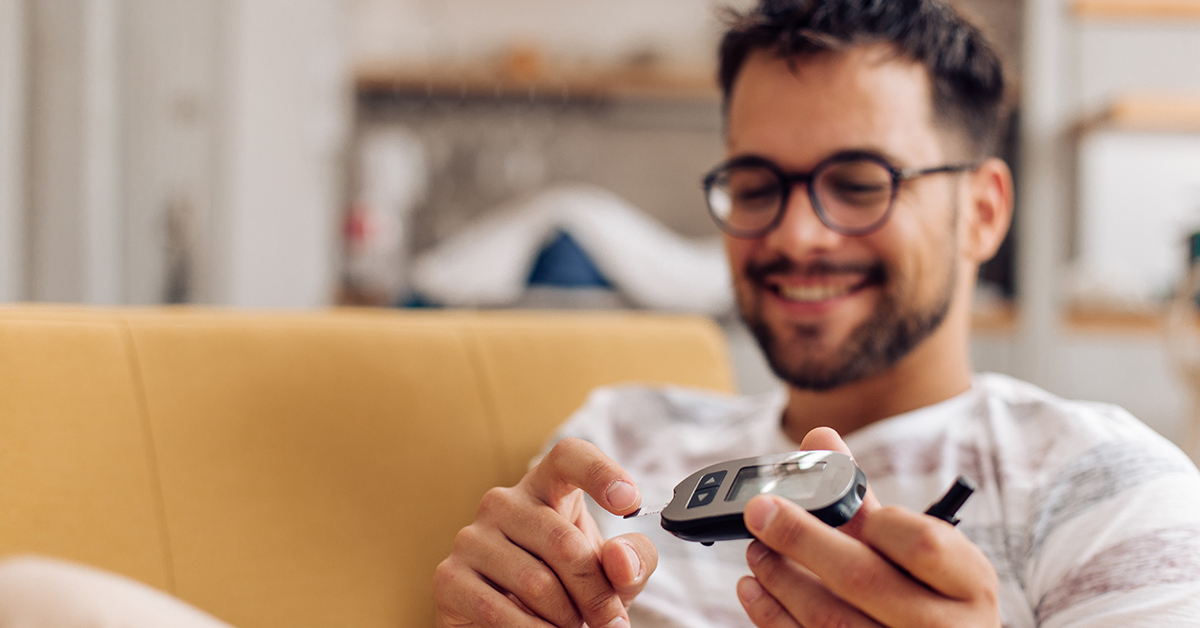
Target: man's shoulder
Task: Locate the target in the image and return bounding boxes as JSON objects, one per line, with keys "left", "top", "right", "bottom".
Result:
{"left": 968, "top": 373, "right": 1196, "bottom": 504}
{"left": 971, "top": 372, "right": 1168, "bottom": 448}
{"left": 852, "top": 373, "right": 1192, "bottom": 500}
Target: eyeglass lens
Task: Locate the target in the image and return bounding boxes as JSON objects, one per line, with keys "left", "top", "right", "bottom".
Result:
{"left": 707, "top": 158, "right": 895, "bottom": 236}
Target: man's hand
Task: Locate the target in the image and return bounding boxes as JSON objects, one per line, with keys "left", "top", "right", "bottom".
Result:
{"left": 736, "top": 428, "right": 999, "bottom": 628}
{"left": 434, "top": 437, "right": 659, "bottom": 628}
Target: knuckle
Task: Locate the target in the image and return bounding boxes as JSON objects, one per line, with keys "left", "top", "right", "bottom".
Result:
{"left": 516, "top": 566, "right": 559, "bottom": 600}
{"left": 750, "top": 549, "right": 785, "bottom": 587}
{"left": 909, "top": 521, "right": 947, "bottom": 557}
{"left": 838, "top": 557, "right": 885, "bottom": 595}
{"left": 452, "top": 524, "right": 483, "bottom": 553}
{"left": 431, "top": 559, "right": 459, "bottom": 599}
{"left": 545, "top": 523, "right": 594, "bottom": 566}
{"left": 977, "top": 579, "right": 1000, "bottom": 609}
{"left": 582, "top": 457, "right": 615, "bottom": 490}
{"left": 476, "top": 487, "right": 513, "bottom": 518}
{"left": 549, "top": 438, "right": 615, "bottom": 489}
{"left": 432, "top": 559, "right": 479, "bottom": 627}
{"left": 548, "top": 437, "right": 585, "bottom": 464}
{"left": 472, "top": 592, "right": 505, "bottom": 626}
{"left": 767, "top": 508, "right": 807, "bottom": 550}
{"left": 577, "top": 586, "right": 618, "bottom": 618}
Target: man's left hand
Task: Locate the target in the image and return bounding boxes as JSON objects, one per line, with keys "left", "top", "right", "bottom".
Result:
{"left": 736, "top": 428, "right": 999, "bottom": 628}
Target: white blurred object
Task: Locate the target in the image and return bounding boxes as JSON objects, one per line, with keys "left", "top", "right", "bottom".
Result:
{"left": 1076, "top": 131, "right": 1200, "bottom": 306}
{"left": 412, "top": 184, "right": 733, "bottom": 316}
{"left": 344, "top": 129, "right": 428, "bottom": 303}
{"left": 1066, "top": 262, "right": 1159, "bottom": 314}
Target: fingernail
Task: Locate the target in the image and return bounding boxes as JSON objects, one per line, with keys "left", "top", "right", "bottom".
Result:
{"left": 620, "top": 540, "right": 643, "bottom": 579}
{"left": 746, "top": 541, "right": 769, "bottom": 565}
{"left": 744, "top": 496, "right": 778, "bottom": 532}
{"left": 603, "top": 616, "right": 630, "bottom": 628}
{"left": 737, "top": 577, "right": 764, "bottom": 604}
{"left": 607, "top": 481, "right": 638, "bottom": 511}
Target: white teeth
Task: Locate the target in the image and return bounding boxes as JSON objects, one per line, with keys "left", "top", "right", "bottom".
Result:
{"left": 778, "top": 284, "right": 852, "bottom": 302}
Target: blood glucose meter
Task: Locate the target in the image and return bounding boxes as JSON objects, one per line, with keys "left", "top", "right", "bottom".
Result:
{"left": 627, "top": 450, "right": 868, "bottom": 544}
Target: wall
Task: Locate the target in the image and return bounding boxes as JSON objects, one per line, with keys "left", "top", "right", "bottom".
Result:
{"left": 215, "top": 0, "right": 349, "bottom": 307}
{"left": 0, "top": 0, "right": 349, "bottom": 308}
{"left": 346, "top": 0, "right": 750, "bottom": 69}
{"left": 1005, "top": 1, "right": 1200, "bottom": 453}
{"left": 0, "top": 0, "right": 27, "bottom": 301}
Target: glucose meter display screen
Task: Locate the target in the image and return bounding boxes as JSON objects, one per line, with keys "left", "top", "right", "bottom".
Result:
{"left": 727, "top": 461, "right": 827, "bottom": 502}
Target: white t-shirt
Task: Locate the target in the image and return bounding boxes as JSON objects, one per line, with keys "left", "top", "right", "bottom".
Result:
{"left": 551, "top": 373, "right": 1200, "bottom": 628}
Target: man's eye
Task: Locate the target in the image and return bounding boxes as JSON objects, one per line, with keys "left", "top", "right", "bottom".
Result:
{"left": 831, "top": 180, "right": 887, "bottom": 194}
{"left": 826, "top": 180, "right": 889, "bottom": 205}
{"left": 733, "top": 185, "right": 780, "bottom": 205}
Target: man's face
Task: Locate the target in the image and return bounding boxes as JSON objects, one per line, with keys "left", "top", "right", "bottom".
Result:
{"left": 724, "top": 46, "right": 965, "bottom": 391}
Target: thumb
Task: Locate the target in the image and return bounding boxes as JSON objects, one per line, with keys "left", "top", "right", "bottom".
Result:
{"left": 600, "top": 533, "right": 658, "bottom": 607}
{"left": 797, "top": 426, "right": 881, "bottom": 536}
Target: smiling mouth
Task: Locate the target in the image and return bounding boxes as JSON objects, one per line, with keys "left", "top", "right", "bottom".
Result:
{"left": 776, "top": 283, "right": 859, "bottom": 302}
{"left": 765, "top": 265, "right": 884, "bottom": 304}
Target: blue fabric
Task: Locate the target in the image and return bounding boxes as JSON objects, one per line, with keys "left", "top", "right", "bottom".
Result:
{"left": 527, "top": 231, "right": 612, "bottom": 288}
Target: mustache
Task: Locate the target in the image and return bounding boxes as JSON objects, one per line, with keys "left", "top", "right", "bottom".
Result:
{"left": 745, "top": 257, "right": 886, "bottom": 284}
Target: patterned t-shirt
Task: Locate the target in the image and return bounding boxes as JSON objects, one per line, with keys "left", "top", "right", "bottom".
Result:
{"left": 550, "top": 373, "right": 1200, "bottom": 628}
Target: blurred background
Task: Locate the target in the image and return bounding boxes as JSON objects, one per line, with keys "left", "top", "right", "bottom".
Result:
{"left": 3, "top": 0, "right": 1200, "bottom": 452}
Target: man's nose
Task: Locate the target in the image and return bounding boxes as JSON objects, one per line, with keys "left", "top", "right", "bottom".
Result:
{"left": 763, "top": 187, "right": 844, "bottom": 254}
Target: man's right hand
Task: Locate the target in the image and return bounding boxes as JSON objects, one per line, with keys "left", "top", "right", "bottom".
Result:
{"left": 434, "top": 437, "right": 659, "bottom": 628}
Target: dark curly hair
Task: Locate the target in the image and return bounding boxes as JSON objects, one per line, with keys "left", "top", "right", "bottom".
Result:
{"left": 718, "top": 0, "right": 1008, "bottom": 157}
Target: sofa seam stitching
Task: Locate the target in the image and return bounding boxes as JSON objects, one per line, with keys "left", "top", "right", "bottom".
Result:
{"left": 118, "top": 316, "right": 179, "bottom": 594}
{"left": 460, "top": 323, "right": 512, "bottom": 485}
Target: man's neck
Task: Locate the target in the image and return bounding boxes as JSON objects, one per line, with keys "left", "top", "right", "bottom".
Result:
{"left": 779, "top": 314, "right": 974, "bottom": 443}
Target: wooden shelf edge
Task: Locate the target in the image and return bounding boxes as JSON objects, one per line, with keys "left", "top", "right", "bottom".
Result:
{"left": 972, "top": 304, "right": 1017, "bottom": 333}
{"left": 972, "top": 305, "right": 1197, "bottom": 335}
{"left": 1076, "top": 93, "right": 1200, "bottom": 136}
{"left": 1066, "top": 306, "right": 1166, "bottom": 333}
{"left": 355, "top": 61, "right": 719, "bottom": 103}
{"left": 1073, "top": 0, "right": 1200, "bottom": 20}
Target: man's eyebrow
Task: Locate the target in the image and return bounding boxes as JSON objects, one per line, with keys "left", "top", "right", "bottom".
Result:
{"left": 721, "top": 147, "right": 911, "bottom": 170}
{"left": 830, "top": 146, "right": 908, "bottom": 165}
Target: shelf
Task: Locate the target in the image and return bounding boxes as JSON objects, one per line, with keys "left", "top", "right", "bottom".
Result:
{"left": 1076, "top": 93, "right": 1200, "bottom": 135}
{"left": 972, "top": 303, "right": 1017, "bottom": 333}
{"left": 1065, "top": 306, "right": 1166, "bottom": 333}
{"left": 1073, "top": 0, "right": 1200, "bottom": 20}
{"left": 974, "top": 305, "right": 1191, "bottom": 335}
{"left": 355, "top": 59, "right": 718, "bottom": 103}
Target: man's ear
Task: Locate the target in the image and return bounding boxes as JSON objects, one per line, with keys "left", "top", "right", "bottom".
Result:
{"left": 961, "top": 157, "right": 1014, "bottom": 263}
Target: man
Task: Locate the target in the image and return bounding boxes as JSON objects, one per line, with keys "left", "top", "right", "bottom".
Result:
{"left": 432, "top": 0, "right": 1200, "bottom": 627}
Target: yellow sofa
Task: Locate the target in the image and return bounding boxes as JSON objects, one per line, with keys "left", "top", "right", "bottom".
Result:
{"left": 0, "top": 306, "right": 734, "bottom": 627}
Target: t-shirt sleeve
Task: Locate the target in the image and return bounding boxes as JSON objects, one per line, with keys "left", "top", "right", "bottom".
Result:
{"left": 1024, "top": 426, "right": 1200, "bottom": 628}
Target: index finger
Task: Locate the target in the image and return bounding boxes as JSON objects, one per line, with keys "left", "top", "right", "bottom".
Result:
{"left": 862, "top": 506, "right": 997, "bottom": 601}
{"left": 522, "top": 438, "right": 642, "bottom": 516}
{"left": 745, "top": 494, "right": 947, "bottom": 627}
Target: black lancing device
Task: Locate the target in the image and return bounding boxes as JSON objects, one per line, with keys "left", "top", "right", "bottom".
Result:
{"left": 923, "top": 475, "right": 976, "bottom": 526}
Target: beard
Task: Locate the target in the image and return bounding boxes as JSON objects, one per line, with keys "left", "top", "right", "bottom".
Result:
{"left": 739, "top": 254, "right": 957, "bottom": 392}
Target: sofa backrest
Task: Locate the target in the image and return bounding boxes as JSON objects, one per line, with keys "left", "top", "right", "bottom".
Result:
{"left": 0, "top": 307, "right": 735, "bottom": 627}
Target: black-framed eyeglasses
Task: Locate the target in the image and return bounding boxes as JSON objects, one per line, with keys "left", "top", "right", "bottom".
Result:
{"left": 702, "top": 151, "right": 979, "bottom": 238}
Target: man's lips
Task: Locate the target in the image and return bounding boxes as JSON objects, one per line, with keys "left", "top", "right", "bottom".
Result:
{"left": 749, "top": 260, "right": 885, "bottom": 305}
{"left": 773, "top": 280, "right": 865, "bottom": 303}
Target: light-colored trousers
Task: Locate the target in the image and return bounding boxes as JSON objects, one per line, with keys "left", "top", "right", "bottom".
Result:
{"left": 0, "top": 557, "right": 231, "bottom": 628}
